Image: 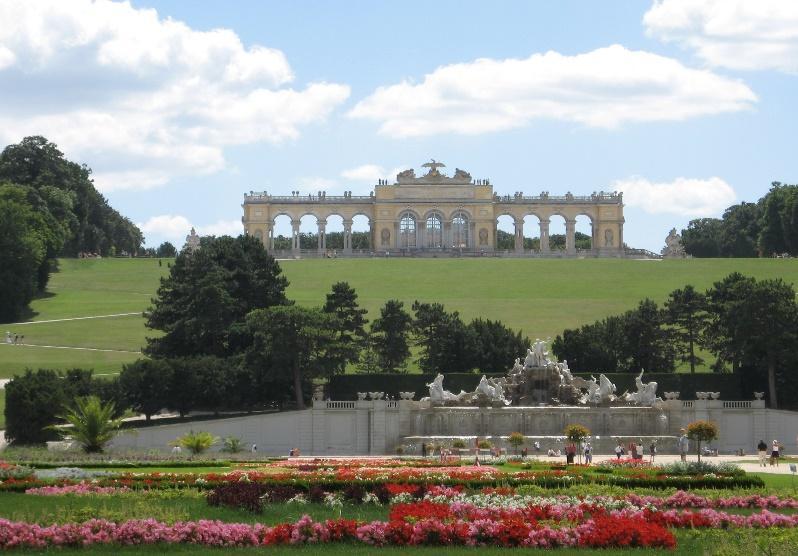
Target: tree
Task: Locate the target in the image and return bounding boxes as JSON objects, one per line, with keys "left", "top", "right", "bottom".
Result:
{"left": 156, "top": 241, "right": 177, "bottom": 258}
{"left": 718, "top": 202, "right": 761, "bottom": 257}
{"left": 622, "top": 299, "right": 674, "bottom": 373}
{"left": 686, "top": 420, "right": 718, "bottom": 462}
{"left": 323, "top": 282, "right": 368, "bottom": 372}
{"left": 145, "top": 235, "right": 289, "bottom": 358}
{"left": 369, "top": 300, "right": 412, "bottom": 373}
{"left": 244, "top": 305, "right": 345, "bottom": 409}
{"left": 468, "top": 318, "right": 531, "bottom": 373}
{"left": 681, "top": 218, "right": 722, "bottom": 257}
{"left": 4, "top": 370, "right": 66, "bottom": 444}
{"left": 0, "top": 136, "right": 143, "bottom": 256}
{"left": 54, "top": 396, "right": 122, "bottom": 453}
{"left": 412, "top": 301, "right": 476, "bottom": 374}
{"left": 508, "top": 432, "right": 525, "bottom": 455}
{"left": 0, "top": 190, "right": 46, "bottom": 321}
{"left": 704, "top": 273, "right": 755, "bottom": 373}
{"left": 119, "top": 359, "right": 172, "bottom": 421}
{"left": 564, "top": 424, "right": 590, "bottom": 464}
{"left": 553, "top": 315, "right": 627, "bottom": 373}
{"left": 663, "top": 286, "right": 709, "bottom": 373}
{"left": 758, "top": 184, "right": 790, "bottom": 256}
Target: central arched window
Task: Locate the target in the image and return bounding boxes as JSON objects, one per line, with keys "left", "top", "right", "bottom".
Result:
{"left": 399, "top": 212, "right": 416, "bottom": 248}
{"left": 426, "top": 213, "right": 443, "bottom": 248}
{"left": 452, "top": 210, "right": 469, "bottom": 248}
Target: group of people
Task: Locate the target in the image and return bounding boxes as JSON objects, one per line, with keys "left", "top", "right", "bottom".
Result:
{"left": 4, "top": 332, "right": 24, "bottom": 345}
{"left": 614, "top": 440, "right": 657, "bottom": 462}
{"left": 757, "top": 439, "right": 783, "bottom": 467}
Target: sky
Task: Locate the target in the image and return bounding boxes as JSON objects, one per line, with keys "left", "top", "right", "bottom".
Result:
{"left": 0, "top": 0, "right": 796, "bottom": 251}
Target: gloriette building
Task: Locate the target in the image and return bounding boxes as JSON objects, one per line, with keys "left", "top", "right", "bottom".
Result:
{"left": 242, "top": 160, "right": 625, "bottom": 257}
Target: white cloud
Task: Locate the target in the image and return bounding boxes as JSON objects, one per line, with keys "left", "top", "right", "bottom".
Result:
{"left": 0, "top": 0, "right": 350, "bottom": 192}
{"left": 349, "top": 44, "right": 756, "bottom": 137}
{"left": 614, "top": 176, "right": 736, "bottom": 216}
{"left": 341, "top": 164, "right": 407, "bottom": 183}
{"left": 644, "top": 0, "right": 798, "bottom": 73}
{"left": 137, "top": 214, "right": 242, "bottom": 246}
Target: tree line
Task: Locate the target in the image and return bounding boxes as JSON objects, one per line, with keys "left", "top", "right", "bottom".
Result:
{"left": 681, "top": 182, "right": 798, "bottom": 257}
{"left": 0, "top": 136, "right": 144, "bottom": 321}
{"left": 552, "top": 274, "right": 798, "bottom": 408}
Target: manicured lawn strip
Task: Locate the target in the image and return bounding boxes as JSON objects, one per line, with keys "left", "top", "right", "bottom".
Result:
{"left": 5, "top": 257, "right": 798, "bottom": 378}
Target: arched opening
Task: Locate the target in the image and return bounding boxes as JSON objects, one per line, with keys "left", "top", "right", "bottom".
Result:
{"left": 253, "top": 229, "right": 264, "bottom": 246}
{"left": 522, "top": 214, "right": 541, "bottom": 252}
{"left": 426, "top": 212, "right": 444, "bottom": 248}
{"left": 549, "top": 215, "right": 567, "bottom": 251}
{"left": 451, "top": 210, "right": 469, "bottom": 248}
{"left": 399, "top": 211, "right": 416, "bottom": 249}
{"left": 496, "top": 214, "right": 515, "bottom": 250}
{"left": 299, "top": 214, "right": 318, "bottom": 250}
{"left": 575, "top": 214, "right": 593, "bottom": 251}
{"left": 352, "top": 214, "right": 371, "bottom": 250}
{"left": 325, "top": 214, "right": 344, "bottom": 253}
{"left": 272, "top": 214, "right": 292, "bottom": 250}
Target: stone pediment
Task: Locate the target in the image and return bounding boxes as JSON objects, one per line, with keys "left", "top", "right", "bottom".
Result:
{"left": 396, "top": 160, "right": 473, "bottom": 185}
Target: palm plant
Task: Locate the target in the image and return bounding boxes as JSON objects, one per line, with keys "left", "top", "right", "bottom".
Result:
{"left": 176, "top": 431, "right": 219, "bottom": 455}
{"left": 55, "top": 396, "right": 123, "bottom": 453}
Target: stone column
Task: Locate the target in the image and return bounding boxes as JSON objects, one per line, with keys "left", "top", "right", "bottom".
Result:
{"left": 514, "top": 218, "right": 524, "bottom": 253}
{"left": 263, "top": 223, "right": 272, "bottom": 249}
{"left": 618, "top": 221, "right": 624, "bottom": 254}
{"left": 317, "top": 220, "right": 326, "bottom": 254}
{"left": 418, "top": 221, "right": 426, "bottom": 250}
{"left": 565, "top": 219, "right": 576, "bottom": 255}
{"left": 443, "top": 221, "right": 452, "bottom": 249}
{"left": 394, "top": 221, "right": 400, "bottom": 249}
{"left": 539, "top": 220, "right": 550, "bottom": 253}
{"left": 291, "top": 220, "right": 301, "bottom": 254}
{"left": 343, "top": 220, "right": 353, "bottom": 254}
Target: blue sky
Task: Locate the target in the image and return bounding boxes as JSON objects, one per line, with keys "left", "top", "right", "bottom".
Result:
{"left": 1, "top": 0, "right": 796, "bottom": 250}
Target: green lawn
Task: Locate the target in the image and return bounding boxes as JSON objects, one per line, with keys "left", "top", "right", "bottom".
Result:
{"left": 1, "top": 257, "right": 797, "bottom": 379}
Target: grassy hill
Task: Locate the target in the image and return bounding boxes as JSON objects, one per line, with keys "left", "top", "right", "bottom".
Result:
{"left": 1, "top": 256, "right": 797, "bottom": 381}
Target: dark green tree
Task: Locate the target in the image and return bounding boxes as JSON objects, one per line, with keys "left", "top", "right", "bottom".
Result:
{"left": 468, "top": 318, "right": 531, "bottom": 373}
{"left": 369, "top": 300, "right": 413, "bottom": 372}
{"left": 323, "top": 282, "right": 368, "bottom": 372}
{"left": 663, "top": 285, "right": 709, "bottom": 373}
{"left": 244, "top": 306, "right": 345, "bottom": 409}
{"left": 553, "top": 315, "right": 628, "bottom": 373}
{"left": 412, "top": 301, "right": 477, "bottom": 374}
{"left": 156, "top": 241, "right": 177, "bottom": 258}
{"left": 145, "top": 235, "right": 289, "bottom": 358}
{"left": 718, "top": 202, "right": 761, "bottom": 257}
{"left": 758, "top": 184, "right": 790, "bottom": 256}
{"left": 622, "top": 299, "right": 675, "bottom": 373}
{"left": 681, "top": 218, "right": 723, "bottom": 257}
{"left": 704, "top": 272, "right": 756, "bottom": 373}
{"left": 119, "top": 359, "right": 173, "bottom": 421}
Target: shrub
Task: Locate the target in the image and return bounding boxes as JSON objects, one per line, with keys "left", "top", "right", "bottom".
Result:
{"left": 564, "top": 424, "right": 590, "bottom": 464}
{"left": 452, "top": 439, "right": 467, "bottom": 449}
{"left": 477, "top": 439, "right": 492, "bottom": 450}
{"left": 175, "top": 431, "right": 218, "bottom": 455}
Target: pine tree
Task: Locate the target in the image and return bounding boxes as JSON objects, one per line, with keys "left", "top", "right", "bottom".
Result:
{"left": 370, "top": 300, "right": 412, "bottom": 373}
{"left": 663, "top": 285, "right": 709, "bottom": 373}
{"left": 323, "top": 282, "right": 368, "bottom": 372}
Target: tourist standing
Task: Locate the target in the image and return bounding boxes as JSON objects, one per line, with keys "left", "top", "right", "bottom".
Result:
{"left": 678, "top": 429, "right": 689, "bottom": 462}
{"left": 771, "top": 440, "right": 781, "bottom": 467}
{"left": 421, "top": 442, "right": 427, "bottom": 457}
{"left": 583, "top": 442, "right": 592, "bottom": 464}
{"left": 630, "top": 442, "right": 638, "bottom": 460}
{"left": 566, "top": 443, "right": 576, "bottom": 465}
{"left": 649, "top": 441, "right": 657, "bottom": 463}
{"left": 757, "top": 440, "right": 768, "bottom": 467}
{"left": 615, "top": 442, "right": 623, "bottom": 459}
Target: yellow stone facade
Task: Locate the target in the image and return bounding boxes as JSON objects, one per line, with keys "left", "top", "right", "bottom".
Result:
{"left": 242, "top": 162, "right": 625, "bottom": 257}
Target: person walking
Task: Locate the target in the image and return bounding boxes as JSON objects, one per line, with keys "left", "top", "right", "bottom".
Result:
{"left": 678, "top": 429, "right": 689, "bottom": 462}
{"left": 583, "top": 442, "right": 592, "bottom": 464}
{"left": 648, "top": 441, "right": 657, "bottom": 463}
{"left": 615, "top": 442, "right": 623, "bottom": 459}
{"left": 757, "top": 440, "right": 768, "bottom": 467}
{"left": 771, "top": 440, "right": 781, "bottom": 467}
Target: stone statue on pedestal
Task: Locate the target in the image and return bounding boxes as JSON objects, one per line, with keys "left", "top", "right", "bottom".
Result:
{"left": 623, "top": 370, "right": 661, "bottom": 406}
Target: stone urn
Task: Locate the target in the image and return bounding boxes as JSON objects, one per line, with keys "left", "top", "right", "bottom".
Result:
{"left": 369, "top": 392, "right": 384, "bottom": 400}
{"left": 400, "top": 391, "right": 415, "bottom": 400}
{"left": 754, "top": 392, "right": 765, "bottom": 400}
{"left": 357, "top": 392, "right": 367, "bottom": 400}
{"left": 710, "top": 392, "right": 720, "bottom": 400}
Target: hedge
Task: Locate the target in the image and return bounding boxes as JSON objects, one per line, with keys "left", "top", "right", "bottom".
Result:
{"left": 329, "top": 373, "right": 746, "bottom": 401}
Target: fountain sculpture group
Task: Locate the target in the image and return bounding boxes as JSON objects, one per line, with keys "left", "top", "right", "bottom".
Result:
{"left": 422, "top": 339, "right": 661, "bottom": 408}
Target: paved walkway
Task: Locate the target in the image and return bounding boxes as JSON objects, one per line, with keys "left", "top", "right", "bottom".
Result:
{"left": 0, "top": 343, "right": 139, "bottom": 354}
{"left": 6, "top": 312, "right": 140, "bottom": 326}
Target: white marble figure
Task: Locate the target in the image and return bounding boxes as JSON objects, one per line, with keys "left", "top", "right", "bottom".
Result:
{"left": 599, "top": 374, "right": 616, "bottom": 402}
{"left": 423, "top": 374, "right": 464, "bottom": 404}
{"left": 624, "top": 370, "right": 660, "bottom": 406}
{"left": 525, "top": 339, "right": 551, "bottom": 368}
{"left": 511, "top": 358, "right": 524, "bottom": 376}
{"left": 557, "top": 360, "right": 574, "bottom": 385}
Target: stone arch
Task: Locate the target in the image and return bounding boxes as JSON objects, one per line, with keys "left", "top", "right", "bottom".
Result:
{"left": 271, "top": 214, "right": 293, "bottom": 250}
{"left": 398, "top": 209, "right": 418, "bottom": 249}
{"left": 351, "top": 213, "right": 372, "bottom": 250}
{"left": 424, "top": 209, "right": 445, "bottom": 248}
{"left": 450, "top": 209, "right": 470, "bottom": 248}
{"left": 495, "top": 213, "right": 515, "bottom": 251}
{"left": 574, "top": 212, "right": 595, "bottom": 251}
{"left": 522, "top": 214, "right": 542, "bottom": 252}
{"left": 324, "top": 214, "right": 344, "bottom": 251}
{"left": 548, "top": 213, "right": 567, "bottom": 251}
